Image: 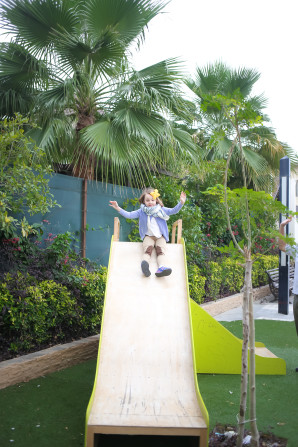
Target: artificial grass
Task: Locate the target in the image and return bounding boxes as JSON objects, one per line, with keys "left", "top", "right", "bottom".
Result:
{"left": 0, "top": 321, "right": 297, "bottom": 446}
{"left": 0, "top": 359, "right": 96, "bottom": 447}
{"left": 199, "top": 320, "right": 298, "bottom": 447}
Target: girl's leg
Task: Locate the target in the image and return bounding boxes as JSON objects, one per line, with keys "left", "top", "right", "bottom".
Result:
{"left": 141, "top": 236, "right": 155, "bottom": 277}
{"left": 155, "top": 236, "right": 167, "bottom": 266}
{"left": 155, "top": 237, "right": 172, "bottom": 277}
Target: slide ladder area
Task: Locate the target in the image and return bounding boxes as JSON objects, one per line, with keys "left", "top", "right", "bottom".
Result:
{"left": 190, "top": 300, "right": 286, "bottom": 375}
{"left": 85, "top": 219, "right": 209, "bottom": 447}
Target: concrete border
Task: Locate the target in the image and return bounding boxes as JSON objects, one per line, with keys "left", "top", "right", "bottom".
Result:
{"left": 0, "top": 335, "right": 99, "bottom": 390}
{"left": 0, "top": 285, "right": 270, "bottom": 390}
{"left": 200, "top": 285, "right": 270, "bottom": 317}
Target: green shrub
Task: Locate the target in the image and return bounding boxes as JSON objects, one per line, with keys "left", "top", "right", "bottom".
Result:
{"left": 188, "top": 263, "right": 206, "bottom": 304}
{"left": 220, "top": 257, "right": 245, "bottom": 294}
{"left": 205, "top": 261, "right": 223, "bottom": 300}
{"left": 70, "top": 266, "right": 107, "bottom": 331}
{"left": 0, "top": 264, "right": 107, "bottom": 357}
{"left": 0, "top": 115, "right": 57, "bottom": 240}
{"left": 2, "top": 275, "right": 76, "bottom": 349}
{"left": 252, "top": 255, "right": 278, "bottom": 288}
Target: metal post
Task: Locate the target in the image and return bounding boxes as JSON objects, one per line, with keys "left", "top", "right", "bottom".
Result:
{"left": 279, "top": 156, "right": 290, "bottom": 315}
{"left": 81, "top": 178, "right": 87, "bottom": 258}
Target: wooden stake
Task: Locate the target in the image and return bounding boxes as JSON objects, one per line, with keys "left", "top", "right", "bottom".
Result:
{"left": 114, "top": 217, "right": 120, "bottom": 241}
{"left": 171, "top": 219, "right": 182, "bottom": 244}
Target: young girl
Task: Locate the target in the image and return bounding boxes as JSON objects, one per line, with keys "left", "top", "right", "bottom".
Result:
{"left": 109, "top": 187, "right": 186, "bottom": 277}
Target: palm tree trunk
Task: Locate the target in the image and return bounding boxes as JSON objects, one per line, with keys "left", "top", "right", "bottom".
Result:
{"left": 73, "top": 113, "right": 96, "bottom": 257}
{"left": 81, "top": 178, "right": 87, "bottom": 258}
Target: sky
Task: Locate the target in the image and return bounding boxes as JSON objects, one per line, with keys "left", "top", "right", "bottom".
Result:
{"left": 131, "top": 0, "right": 298, "bottom": 153}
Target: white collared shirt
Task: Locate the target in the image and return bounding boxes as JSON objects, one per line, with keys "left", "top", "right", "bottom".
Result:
{"left": 146, "top": 216, "right": 162, "bottom": 238}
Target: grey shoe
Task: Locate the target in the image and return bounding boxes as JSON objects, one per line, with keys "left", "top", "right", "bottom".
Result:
{"left": 141, "top": 260, "right": 151, "bottom": 277}
{"left": 155, "top": 266, "right": 172, "bottom": 277}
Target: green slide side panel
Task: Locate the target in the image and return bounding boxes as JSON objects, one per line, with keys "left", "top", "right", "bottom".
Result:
{"left": 181, "top": 239, "right": 210, "bottom": 434}
{"left": 84, "top": 236, "right": 114, "bottom": 447}
{"left": 190, "top": 299, "right": 286, "bottom": 375}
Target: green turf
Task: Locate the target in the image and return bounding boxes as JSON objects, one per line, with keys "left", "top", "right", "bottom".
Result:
{"left": 0, "top": 321, "right": 297, "bottom": 446}
{"left": 199, "top": 320, "right": 298, "bottom": 447}
{"left": 0, "top": 359, "right": 96, "bottom": 447}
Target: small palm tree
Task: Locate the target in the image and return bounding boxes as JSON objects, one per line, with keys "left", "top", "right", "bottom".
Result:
{"left": 185, "top": 61, "right": 296, "bottom": 192}
{"left": 0, "top": 0, "right": 195, "bottom": 184}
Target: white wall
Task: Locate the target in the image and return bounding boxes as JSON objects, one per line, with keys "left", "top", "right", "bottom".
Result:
{"left": 289, "top": 176, "right": 298, "bottom": 243}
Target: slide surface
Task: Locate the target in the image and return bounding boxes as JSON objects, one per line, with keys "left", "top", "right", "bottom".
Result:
{"left": 86, "top": 240, "right": 209, "bottom": 446}
{"left": 85, "top": 237, "right": 285, "bottom": 446}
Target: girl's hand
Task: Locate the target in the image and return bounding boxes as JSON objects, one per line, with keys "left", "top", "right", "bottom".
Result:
{"left": 180, "top": 191, "right": 186, "bottom": 204}
{"left": 281, "top": 216, "right": 293, "bottom": 227}
{"left": 109, "top": 200, "right": 120, "bottom": 211}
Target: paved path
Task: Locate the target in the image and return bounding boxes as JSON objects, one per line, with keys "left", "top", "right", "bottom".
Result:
{"left": 215, "top": 295, "right": 294, "bottom": 322}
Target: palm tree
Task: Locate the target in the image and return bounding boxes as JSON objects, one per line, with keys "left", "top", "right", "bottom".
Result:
{"left": 0, "top": 0, "right": 195, "bottom": 184}
{"left": 185, "top": 61, "right": 297, "bottom": 192}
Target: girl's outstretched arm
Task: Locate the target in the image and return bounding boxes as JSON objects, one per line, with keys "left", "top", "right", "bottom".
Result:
{"left": 109, "top": 201, "right": 121, "bottom": 212}
{"left": 163, "top": 192, "right": 186, "bottom": 216}
{"left": 109, "top": 201, "right": 141, "bottom": 219}
{"left": 180, "top": 191, "right": 186, "bottom": 204}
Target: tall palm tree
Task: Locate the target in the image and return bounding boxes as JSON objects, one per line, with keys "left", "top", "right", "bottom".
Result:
{"left": 0, "top": 0, "right": 195, "bottom": 184}
{"left": 185, "top": 61, "right": 296, "bottom": 191}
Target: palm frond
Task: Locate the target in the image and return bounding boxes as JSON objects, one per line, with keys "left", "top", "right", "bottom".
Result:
{"left": 0, "top": 89, "right": 32, "bottom": 117}
{"left": 27, "top": 116, "right": 76, "bottom": 163}
{"left": 112, "top": 103, "right": 167, "bottom": 140}
{"left": 171, "top": 127, "right": 198, "bottom": 159}
{"left": 1, "top": 0, "right": 78, "bottom": 53}
{"left": 80, "top": 117, "right": 153, "bottom": 185}
{"left": 0, "top": 42, "right": 48, "bottom": 90}
{"left": 228, "top": 66, "right": 260, "bottom": 97}
{"left": 84, "top": 0, "right": 168, "bottom": 48}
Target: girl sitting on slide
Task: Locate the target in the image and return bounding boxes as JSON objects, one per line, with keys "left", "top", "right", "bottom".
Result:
{"left": 109, "top": 187, "right": 186, "bottom": 278}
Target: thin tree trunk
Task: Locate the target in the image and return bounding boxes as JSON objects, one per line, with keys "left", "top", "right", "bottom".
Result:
{"left": 236, "top": 255, "right": 250, "bottom": 447}
{"left": 248, "top": 270, "right": 260, "bottom": 446}
{"left": 237, "top": 122, "right": 259, "bottom": 446}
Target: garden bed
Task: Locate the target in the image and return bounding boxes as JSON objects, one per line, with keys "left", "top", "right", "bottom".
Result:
{"left": 209, "top": 423, "right": 287, "bottom": 447}
{"left": 0, "top": 285, "right": 270, "bottom": 390}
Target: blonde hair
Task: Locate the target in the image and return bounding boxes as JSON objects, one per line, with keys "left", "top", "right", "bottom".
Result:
{"left": 138, "top": 187, "right": 164, "bottom": 206}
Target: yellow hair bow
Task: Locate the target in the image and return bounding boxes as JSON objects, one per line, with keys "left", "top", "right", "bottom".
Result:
{"left": 150, "top": 189, "right": 160, "bottom": 200}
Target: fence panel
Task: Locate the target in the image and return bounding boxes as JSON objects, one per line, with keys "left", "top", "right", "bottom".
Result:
{"left": 29, "top": 174, "right": 138, "bottom": 266}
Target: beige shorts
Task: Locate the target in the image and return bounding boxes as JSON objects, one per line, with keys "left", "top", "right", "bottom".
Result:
{"left": 142, "top": 235, "right": 167, "bottom": 267}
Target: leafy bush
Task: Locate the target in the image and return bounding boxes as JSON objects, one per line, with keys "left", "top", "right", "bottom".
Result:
{"left": 1, "top": 275, "right": 76, "bottom": 349}
{"left": 188, "top": 263, "right": 206, "bottom": 304}
{"left": 0, "top": 230, "right": 107, "bottom": 359}
{"left": 205, "top": 261, "right": 223, "bottom": 300}
{"left": 220, "top": 258, "right": 245, "bottom": 295}
{"left": 252, "top": 255, "right": 278, "bottom": 288}
{"left": 0, "top": 115, "right": 58, "bottom": 240}
{"left": 69, "top": 267, "right": 107, "bottom": 332}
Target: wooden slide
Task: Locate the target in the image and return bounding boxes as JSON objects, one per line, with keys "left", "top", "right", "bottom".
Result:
{"left": 85, "top": 219, "right": 209, "bottom": 446}
{"left": 85, "top": 218, "right": 285, "bottom": 446}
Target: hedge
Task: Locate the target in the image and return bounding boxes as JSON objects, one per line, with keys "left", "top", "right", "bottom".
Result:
{"left": 0, "top": 266, "right": 107, "bottom": 357}
{"left": 188, "top": 254, "right": 278, "bottom": 303}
